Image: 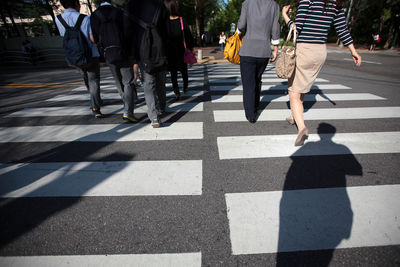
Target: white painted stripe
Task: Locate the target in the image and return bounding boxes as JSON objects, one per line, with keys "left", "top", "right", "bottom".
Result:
{"left": 0, "top": 122, "right": 203, "bottom": 143}
{"left": 208, "top": 74, "right": 279, "bottom": 79}
{"left": 208, "top": 78, "right": 329, "bottom": 84}
{"left": 214, "top": 107, "right": 400, "bottom": 122}
{"left": 6, "top": 103, "right": 204, "bottom": 117}
{"left": 166, "top": 82, "right": 204, "bottom": 88}
{"left": 217, "top": 131, "right": 400, "bottom": 159}
{"left": 226, "top": 185, "right": 400, "bottom": 255}
{"left": 211, "top": 93, "right": 385, "bottom": 103}
{"left": 47, "top": 91, "right": 204, "bottom": 101}
{"left": 344, "top": 58, "right": 382, "bottom": 65}
{"left": 73, "top": 84, "right": 119, "bottom": 91}
{"left": 0, "top": 253, "right": 202, "bottom": 267}
{"left": 210, "top": 84, "right": 351, "bottom": 91}
{"left": 0, "top": 160, "right": 202, "bottom": 197}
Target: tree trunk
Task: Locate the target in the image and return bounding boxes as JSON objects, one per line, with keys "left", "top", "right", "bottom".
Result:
{"left": 6, "top": 8, "right": 21, "bottom": 37}
{"left": 0, "top": 9, "right": 12, "bottom": 37}
{"left": 194, "top": 0, "right": 201, "bottom": 46}
{"left": 46, "top": 0, "right": 59, "bottom": 35}
{"left": 86, "top": 0, "right": 93, "bottom": 14}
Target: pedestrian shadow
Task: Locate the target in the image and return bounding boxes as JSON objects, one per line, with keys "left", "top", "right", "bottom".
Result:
{"left": 283, "top": 86, "right": 337, "bottom": 112}
{"left": 0, "top": 124, "right": 142, "bottom": 249}
{"left": 276, "top": 123, "right": 363, "bottom": 266}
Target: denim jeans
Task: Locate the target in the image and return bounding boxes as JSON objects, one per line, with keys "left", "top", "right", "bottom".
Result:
{"left": 79, "top": 57, "right": 101, "bottom": 110}
{"left": 142, "top": 70, "right": 166, "bottom": 122}
{"left": 108, "top": 62, "right": 136, "bottom": 115}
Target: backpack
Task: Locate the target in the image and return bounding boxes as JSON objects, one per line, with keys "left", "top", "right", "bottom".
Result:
{"left": 125, "top": 5, "right": 167, "bottom": 73}
{"left": 95, "top": 8, "right": 125, "bottom": 64}
{"left": 57, "top": 14, "right": 92, "bottom": 68}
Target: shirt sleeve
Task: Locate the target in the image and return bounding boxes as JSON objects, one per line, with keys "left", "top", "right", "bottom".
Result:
{"left": 271, "top": 2, "right": 280, "bottom": 45}
{"left": 237, "top": 0, "right": 248, "bottom": 33}
{"left": 333, "top": 8, "right": 353, "bottom": 46}
{"left": 288, "top": 0, "right": 310, "bottom": 33}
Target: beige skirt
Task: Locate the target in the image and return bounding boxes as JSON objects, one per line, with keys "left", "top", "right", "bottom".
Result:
{"left": 288, "top": 43, "right": 327, "bottom": 94}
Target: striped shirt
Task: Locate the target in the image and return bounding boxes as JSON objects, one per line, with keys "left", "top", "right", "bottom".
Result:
{"left": 288, "top": 0, "right": 353, "bottom": 46}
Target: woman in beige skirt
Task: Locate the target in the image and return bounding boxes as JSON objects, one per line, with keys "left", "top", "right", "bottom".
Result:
{"left": 282, "top": 0, "right": 361, "bottom": 146}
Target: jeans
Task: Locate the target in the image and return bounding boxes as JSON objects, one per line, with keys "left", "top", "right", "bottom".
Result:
{"left": 240, "top": 56, "right": 269, "bottom": 120}
{"left": 142, "top": 70, "right": 166, "bottom": 122}
{"left": 79, "top": 57, "right": 101, "bottom": 110}
{"left": 108, "top": 62, "right": 136, "bottom": 115}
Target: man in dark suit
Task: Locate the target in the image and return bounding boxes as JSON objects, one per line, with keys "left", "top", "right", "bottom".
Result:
{"left": 91, "top": 0, "right": 138, "bottom": 123}
{"left": 123, "top": 0, "right": 169, "bottom": 128}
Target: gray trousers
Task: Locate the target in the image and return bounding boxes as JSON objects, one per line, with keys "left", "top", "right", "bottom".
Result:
{"left": 142, "top": 70, "right": 166, "bottom": 122}
{"left": 79, "top": 57, "right": 101, "bottom": 110}
{"left": 108, "top": 63, "right": 136, "bottom": 115}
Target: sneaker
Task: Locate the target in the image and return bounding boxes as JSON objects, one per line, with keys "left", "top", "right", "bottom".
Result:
{"left": 122, "top": 114, "right": 138, "bottom": 123}
{"left": 151, "top": 120, "right": 161, "bottom": 128}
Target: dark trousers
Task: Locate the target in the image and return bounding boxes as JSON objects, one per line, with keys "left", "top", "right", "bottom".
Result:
{"left": 240, "top": 56, "right": 269, "bottom": 120}
{"left": 170, "top": 63, "right": 188, "bottom": 91}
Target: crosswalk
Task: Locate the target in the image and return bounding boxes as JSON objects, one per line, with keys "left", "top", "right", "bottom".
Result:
{"left": 0, "top": 62, "right": 399, "bottom": 266}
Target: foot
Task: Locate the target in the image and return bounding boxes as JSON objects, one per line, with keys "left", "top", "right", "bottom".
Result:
{"left": 151, "top": 119, "right": 161, "bottom": 128}
{"left": 294, "top": 127, "right": 309, "bottom": 146}
{"left": 246, "top": 116, "right": 256, "bottom": 124}
{"left": 92, "top": 108, "right": 104, "bottom": 118}
{"left": 286, "top": 116, "right": 295, "bottom": 125}
{"left": 122, "top": 114, "right": 138, "bottom": 123}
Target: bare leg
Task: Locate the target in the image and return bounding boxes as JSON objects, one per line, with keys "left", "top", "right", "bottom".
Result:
{"left": 289, "top": 91, "right": 306, "bottom": 132}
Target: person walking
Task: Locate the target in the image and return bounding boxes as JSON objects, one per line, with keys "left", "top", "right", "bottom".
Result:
{"left": 282, "top": 0, "right": 362, "bottom": 146}
{"left": 164, "top": 0, "right": 194, "bottom": 100}
{"left": 237, "top": 0, "right": 280, "bottom": 123}
{"left": 219, "top": 31, "right": 226, "bottom": 51}
{"left": 124, "top": 0, "right": 169, "bottom": 128}
{"left": 369, "top": 33, "right": 380, "bottom": 51}
{"left": 56, "top": 0, "right": 103, "bottom": 118}
{"left": 91, "top": 0, "right": 138, "bottom": 123}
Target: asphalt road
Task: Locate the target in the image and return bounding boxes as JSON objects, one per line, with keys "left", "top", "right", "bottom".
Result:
{"left": 0, "top": 47, "right": 399, "bottom": 266}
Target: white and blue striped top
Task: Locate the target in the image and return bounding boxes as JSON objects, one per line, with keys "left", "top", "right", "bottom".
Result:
{"left": 288, "top": 0, "right": 353, "bottom": 46}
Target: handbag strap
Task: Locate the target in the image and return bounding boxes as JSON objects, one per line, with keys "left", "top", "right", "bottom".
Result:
{"left": 179, "top": 17, "right": 187, "bottom": 49}
{"left": 284, "top": 24, "right": 297, "bottom": 47}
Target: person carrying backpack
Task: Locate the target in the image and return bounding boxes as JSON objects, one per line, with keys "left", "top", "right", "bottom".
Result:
{"left": 91, "top": 0, "right": 138, "bottom": 123}
{"left": 123, "top": 0, "right": 169, "bottom": 128}
{"left": 56, "top": 0, "right": 103, "bottom": 118}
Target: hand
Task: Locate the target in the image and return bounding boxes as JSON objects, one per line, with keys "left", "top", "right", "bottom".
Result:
{"left": 282, "top": 5, "right": 292, "bottom": 15}
{"left": 352, "top": 51, "right": 362, "bottom": 67}
{"left": 270, "top": 50, "right": 278, "bottom": 62}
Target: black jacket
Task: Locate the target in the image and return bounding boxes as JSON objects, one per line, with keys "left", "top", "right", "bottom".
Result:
{"left": 123, "top": 0, "right": 169, "bottom": 62}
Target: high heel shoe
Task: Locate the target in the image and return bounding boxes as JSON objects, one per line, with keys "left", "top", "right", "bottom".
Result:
{"left": 294, "top": 128, "right": 309, "bottom": 146}
{"left": 286, "top": 116, "right": 295, "bottom": 125}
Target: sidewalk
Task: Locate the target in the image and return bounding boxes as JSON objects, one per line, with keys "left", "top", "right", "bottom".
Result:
{"left": 194, "top": 45, "right": 228, "bottom": 64}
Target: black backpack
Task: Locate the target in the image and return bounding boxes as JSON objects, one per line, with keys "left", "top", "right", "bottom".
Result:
{"left": 95, "top": 8, "right": 125, "bottom": 64}
{"left": 57, "top": 14, "right": 92, "bottom": 68}
{"left": 125, "top": 5, "right": 167, "bottom": 73}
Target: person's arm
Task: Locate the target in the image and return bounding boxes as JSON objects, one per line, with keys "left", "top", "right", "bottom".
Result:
{"left": 183, "top": 18, "right": 195, "bottom": 51}
{"left": 90, "top": 13, "right": 99, "bottom": 44}
{"left": 333, "top": 8, "right": 361, "bottom": 67}
{"left": 237, "top": 0, "right": 248, "bottom": 37}
{"left": 270, "top": 3, "right": 280, "bottom": 61}
{"left": 283, "top": 0, "right": 310, "bottom": 31}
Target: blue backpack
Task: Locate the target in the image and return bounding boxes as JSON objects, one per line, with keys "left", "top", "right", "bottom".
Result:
{"left": 57, "top": 14, "right": 92, "bottom": 68}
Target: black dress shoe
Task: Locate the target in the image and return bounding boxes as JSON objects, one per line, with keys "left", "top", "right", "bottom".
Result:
{"left": 246, "top": 117, "right": 256, "bottom": 123}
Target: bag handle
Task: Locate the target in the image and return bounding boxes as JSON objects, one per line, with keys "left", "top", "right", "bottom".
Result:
{"left": 283, "top": 24, "right": 297, "bottom": 47}
{"left": 180, "top": 17, "right": 187, "bottom": 49}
